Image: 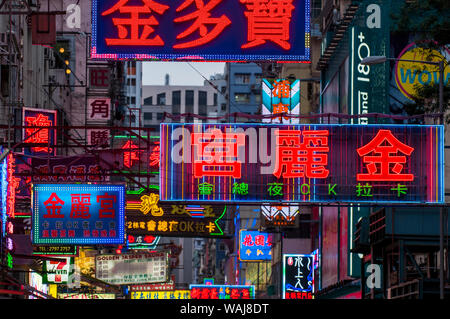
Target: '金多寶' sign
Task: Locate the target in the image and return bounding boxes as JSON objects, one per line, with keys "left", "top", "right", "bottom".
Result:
{"left": 160, "top": 123, "right": 444, "bottom": 204}
{"left": 91, "top": 0, "right": 310, "bottom": 62}
{"left": 32, "top": 184, "right": 125, "bottom": 245}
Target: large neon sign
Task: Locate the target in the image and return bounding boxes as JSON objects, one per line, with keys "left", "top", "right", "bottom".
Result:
{"left": 23, "top": 107, "right": 57, "bottom": 156}
{"left": 91, "top": 0, "right": 310, "bottom": 61}
{"left": 160, "top": 123, "right": 444, "bottom": 204}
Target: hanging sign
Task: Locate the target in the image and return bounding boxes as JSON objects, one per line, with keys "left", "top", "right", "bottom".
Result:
{"left": 160, "top": 123, "right": 444, "bottom": 204}
{"left": 91, "top": 0, "right": 311, "bottom": 62}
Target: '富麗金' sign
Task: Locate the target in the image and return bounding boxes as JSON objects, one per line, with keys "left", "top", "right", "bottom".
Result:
{"left": 32, "top": 184, "right": 125, "bottom": 245}
{"left": 160, "top": 123, "right": 444, "bottom": 204}
{"left": 190, "top": 284, "right": 255, "bottom": 299}
{"left": 95, "top": 251, "right": 168, "bottom": 285}
{"left": 91, "top": 0, "right": 310, "bottom": 62}
{"left": 239, "top": 230, "right": 272, "bottom": 262}
{"left": 126, "top": 193, "right": 228, "bottom": 237}
{"left": 283, "top": 254, "right": 314, "bottom": 299}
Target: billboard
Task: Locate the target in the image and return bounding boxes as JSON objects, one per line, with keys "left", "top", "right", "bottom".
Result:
{"left": 131, "top": 290, "right": 190, "bottom": 299}
{"left": 95, "top": 251, "right": 168, "bottom": 285}
{"left": 32, "top": 184, "right": 125, "bottom": 245}
{"left": 189, "top": 284, "right": 255, "bottom": 299}
{"left": 282, "top": 254, "right": 314, "bottom": 299}
{"left": 160, "top": 123, "right": 444, "bottom": 204}
{"left": 126, "top": 193, "right": 228, "bottom": 237}
{"left": 42, "top": 257, "right": 74, "bottom": 284}
{"left": 91, "top": 0, "right": 310, "bottom": 62}
{"left": 238, "top": 230, "right": 272, "bottom": 262}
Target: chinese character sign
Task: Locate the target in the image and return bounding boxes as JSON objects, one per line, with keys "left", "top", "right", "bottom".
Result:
{"left": 91, "top": 0, "right": 310, "bottom": 61}
{"left": 262, "top": 78, "right": 300, "bottom": 124}
{"left": 23, "top": 107, "right": 57, "bottom": 156}
{"left": 239, "top": 230, "right": 272, "bottom": 261}
{"left": 160, "top": 123, "right": 444, "bottom": 204}
{"left": 32, "top": 184, "right": 125, "bottom": 245}
{"left": 283, "top": 254, "right": 314, "bottom": 299}
{"left": 87, "top": 98, "right": 111, "bottom": 121}
{"left": 189, "top": 284, "right": 255, "bottom": 299}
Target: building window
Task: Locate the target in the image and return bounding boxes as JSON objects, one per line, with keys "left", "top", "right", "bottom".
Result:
{"left": 254, "top": 73, "right": 263, "bottom": 83}
{"left": 143, "top": 96, "right": 153, "bottom": 105}
{"left": 157, "top": 113, "right": 164, "bottom": 120}
{"left": 157, "top": 93, "right": 166, "bottom": 105}
{"left": 235, "top": 73, "right": 251, "bottom": 84}
{"left": 130, "top": 96, "right": 136, "bottom": 105}
{"left": 172, "top": 90, "right": 181, "bottom": 106}
{"left": 143, "top": 112, "right": 152, "bottom": 120}
{"left": 199, "top": 91, "right": 207, "bottom": 106}
{"left": 254, "top": 93, "right": 262, "bottom": 104}
{"left": 234, "top": 93, "right": 250, "bottom": 103}
{"left": 221, "top": 103, "right": 227, "bottom": 111}
{"left": 199, "top": 105, "right": 207, "bottom": 116}
{"left": 213, "top": 93, "right": 218, "bottom": 106}
{"left": 185, "top": 90, "right": 194, "bottom": 106}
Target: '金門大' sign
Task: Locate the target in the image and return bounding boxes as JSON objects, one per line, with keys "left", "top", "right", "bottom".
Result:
{"left": 32, "top": 184, "right": 125, "bottom": 245}
{"left": 160, "top": 123, "right": 444, "bottom": 204}
{"left": 91, "top": 0, "right": 310, "bottom": 61}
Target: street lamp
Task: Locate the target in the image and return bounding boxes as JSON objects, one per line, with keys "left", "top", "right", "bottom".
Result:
{"left": 361, "top": 55, "right": 447, "bottom": 299}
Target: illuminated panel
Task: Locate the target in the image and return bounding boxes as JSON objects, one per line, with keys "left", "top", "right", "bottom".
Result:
{"left": 32, "top": 184, "right": 125, "bottom": 245}
{"left": 262, "top": 78, "right": 301, "bottom": 124}
{"left": 238, "top": 230, "right": 272, "bottom": 262}
{"left": 91, "top": 0, "right": 311, "bottom": 62}
{"left": 0, "top": 148, "right": 7, "bottom": 237}
{"left": 283, "top": 254, "right": 314, "bottom": 299}
{"left": 22, "top": 107, "right": 57, "bottom": 156}
{"left": 189, "top": 284, "right": 255, "bottom": 299}
{"left": 160, "top": 123, "right": 444, "bottom": 204}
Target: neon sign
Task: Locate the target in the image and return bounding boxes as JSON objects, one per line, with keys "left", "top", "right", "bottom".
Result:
{"left": 189, "top": 284, "right": 255, "bottom": 299}
{"left": 160, "top": 123, "right": 444, "bottom": 204}
{"left": 239, "top": 230, "right": 272, "bottom": 262}
{"left": 91, "top": 0, "right": 310, "bottom": 61}
{"left": 283, "top": 254, "right": 314, "bottom": 299}
{"left": 126, "top": 194, "right": 227, "bottom": 237}
{"left": 32, "top": 184, "right": 125, "bottom": 245}
{"left": 262, "top": 78, "right": 300, "bottom": 124}
{"left": 23, "top": 107, "right": 57, "bottom": 156}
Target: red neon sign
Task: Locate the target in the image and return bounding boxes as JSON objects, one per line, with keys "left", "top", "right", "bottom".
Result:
{"left": 191, "top": 129, "right": 245, "bottom": 179}
{"left": 240, "top": 0, "right": 295, "bottom": 50}
{"left": 24, "top": 113, "right": 53, "bottom": 153}
{"left": 357, "top": 129, "right": 414, "bottom": 182}
{"left": 102, "top": 0, "right": 169, "bottom": 46}
{"left": 174, "top": 0, "right": 231, "bottom": 49}
{"left": 273, "top": 130, "right": 330, "bottom": 179}
{"left": 122, "top": 140, "right": 142, "bottom": 169}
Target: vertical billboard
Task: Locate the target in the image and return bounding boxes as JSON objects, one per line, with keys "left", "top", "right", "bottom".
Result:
{"left": 160, "top": 123, "right": 444, "bottom": 204}
{"left": 91, "top": 0, "right": 311, "bottom": 61}
{"left": 23, "top": 107, "right": 57, "bottom": 156}
{"left": 262, "top": 78, "right": 300, "bottom": 124}
{"left": 283, "top": 254, "right": 314, "bottom": 299}
{"left": 32, "top": 184, "right": 125, "bottom": 245}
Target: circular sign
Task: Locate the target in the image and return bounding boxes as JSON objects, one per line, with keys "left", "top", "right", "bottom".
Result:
{"left": 394, "top": 42, "right": 449, "bottom": 101}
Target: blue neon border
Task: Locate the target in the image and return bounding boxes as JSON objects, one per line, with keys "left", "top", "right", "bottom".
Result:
{"left": 189, "top": 284, "right": 255, "bottom": 299}
{"left": 91, "top": 0, "right": 311, "bottom": 62}
{"left": 32, "top": 184, "right": 125, "bottom": 245}
{"left": 160, "top": 123, "right": 445, "bottom": 204}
